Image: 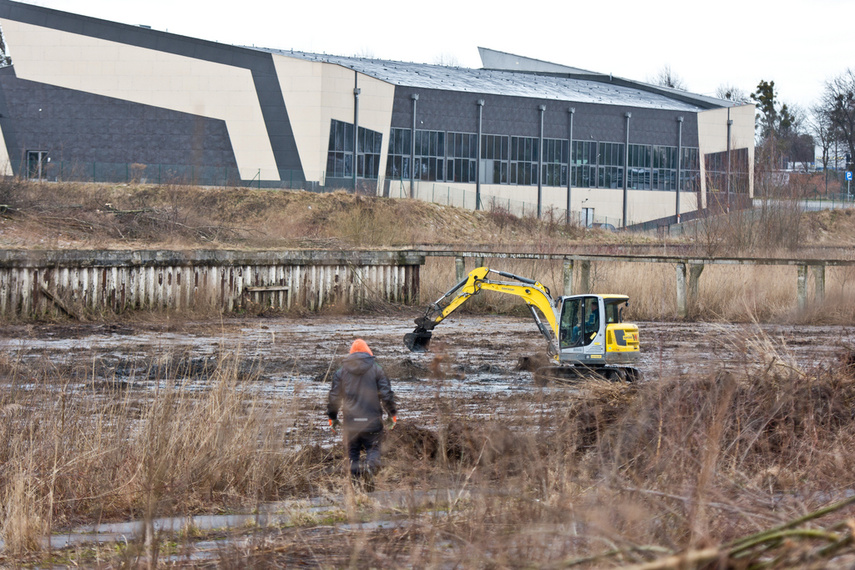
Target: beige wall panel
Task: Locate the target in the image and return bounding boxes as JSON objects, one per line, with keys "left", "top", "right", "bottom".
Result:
{"left": 1, "top": 19, "right": 280, "bottom": 181}
{"left": 272, "top": 57, "right": 326, "bottom": 183}
{"left": 274, "top": 55, "right": 394, "bottom": 186}
{"left": 0, "top": 124, "right": 13, "bottom": 176}
{"left": 446, "top": 184, "right": 698, "bottom": 226}
{"left": 697, "top": 104, "right": 756, "bottom": 200}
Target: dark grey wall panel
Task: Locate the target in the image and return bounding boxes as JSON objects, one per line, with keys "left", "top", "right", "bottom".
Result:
{"left": 0, "top": 0, "right": 303, "bottom": 182}
{"left": 0, "top": 72, "right": 237, "bottom": 168}
{"left": 390, "top": 86, "right": 700, "bottom": 147}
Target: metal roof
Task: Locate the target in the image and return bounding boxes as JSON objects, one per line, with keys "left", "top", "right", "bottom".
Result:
{"left": 262, "top": 49, "right": 716, "bottom": 113}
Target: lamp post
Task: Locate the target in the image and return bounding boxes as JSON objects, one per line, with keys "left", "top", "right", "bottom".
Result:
{"left": 476, "top": 99, "right": 484, "bottom": 211}
{"left": 410, "top": 94, "right": 418, "bottom": 199}
{"left": 622, "top": 112, "right": 631, "bottom": 228}
{"left": 676, "top": 116, "right": 683, "bottom": 224}
{"left": 537, "top": 104, "right": 546, "bottom": 219}
{"left": 567, "top": 107, "right": 575, "bottom": 226}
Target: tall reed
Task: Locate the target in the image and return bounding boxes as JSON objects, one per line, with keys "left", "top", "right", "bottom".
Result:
{"left": 0, "top": 347, "right": 320, "bottom": 556}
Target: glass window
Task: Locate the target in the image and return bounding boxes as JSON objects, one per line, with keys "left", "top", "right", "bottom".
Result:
{"left": 571, "top": 141, "right": 597, "bottom": 188}
{"left": 704, "top": 148, "right": 749, "bottom": 194}
{"left": 510, "top": 136, "right": 539, "bottom": 186}
{"left": 681, "top": 147, "right": 700, "bottom": 192}
{"left": 480, "top": 134, "right": 509, "bottom": 184}
{"left": 559, "top": 296, "right": 600, "bottom": 348}
{"left": 327, "top": 119, "right": 382, "bottom": 179}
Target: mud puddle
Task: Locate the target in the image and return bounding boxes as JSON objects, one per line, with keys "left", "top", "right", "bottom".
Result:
{"left": 0, "top": 316, "right": 850, "bottom": 387}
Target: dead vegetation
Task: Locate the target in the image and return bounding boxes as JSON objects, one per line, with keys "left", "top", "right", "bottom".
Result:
{"left": 0, "top": 179, "right": 595, "bottom": 250}
{"left": 1, "top": 180, "right": 855, "bottom": 565}
{"left": 0, "top": 325, "right": 854, "bottom": 567}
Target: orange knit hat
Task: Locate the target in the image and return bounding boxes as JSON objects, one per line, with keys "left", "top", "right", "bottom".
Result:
{"left": 349, "top": 338, "right": 373, "bottom": 355}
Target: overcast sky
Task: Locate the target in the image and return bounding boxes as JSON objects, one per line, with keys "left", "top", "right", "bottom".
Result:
{"left": 11, "top": 0, "right": 853, "bottom": 112}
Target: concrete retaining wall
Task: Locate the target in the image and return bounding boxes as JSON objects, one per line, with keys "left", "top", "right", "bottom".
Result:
{"left": 0, "top": 250, "right": 424, "bottom": 318}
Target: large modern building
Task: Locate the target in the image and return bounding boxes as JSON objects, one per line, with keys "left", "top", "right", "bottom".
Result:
{"left": 0, "top": 0, "right": 754, "bottom": 227}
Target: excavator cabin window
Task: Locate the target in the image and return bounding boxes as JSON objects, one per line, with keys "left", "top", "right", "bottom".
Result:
{"left": 559, "top": 297, "right": 600, "bottom": 349}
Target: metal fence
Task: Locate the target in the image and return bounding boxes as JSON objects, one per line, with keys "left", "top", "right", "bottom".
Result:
{"left": 385, "top": 179, "right": 621, "bottom": 228}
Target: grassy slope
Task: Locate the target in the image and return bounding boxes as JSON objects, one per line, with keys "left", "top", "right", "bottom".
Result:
{"left": 1, "top": 179, "right": 854, "bottom": 253}
{"left": 0, "top": 180, "right": 645, "bottom": 251}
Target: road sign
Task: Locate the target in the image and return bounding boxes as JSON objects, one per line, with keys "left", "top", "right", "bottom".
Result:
{"left": 847, "top": 171, "right": 853, "bottom": 181}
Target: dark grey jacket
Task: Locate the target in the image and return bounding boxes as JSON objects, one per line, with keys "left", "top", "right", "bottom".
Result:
{"left": 328, "top": 352, "right": 396, "bottom": 434}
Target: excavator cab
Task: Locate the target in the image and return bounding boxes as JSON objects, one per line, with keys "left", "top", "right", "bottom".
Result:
{"left": 557, "top": 295, "right": 639, "bottom": 367}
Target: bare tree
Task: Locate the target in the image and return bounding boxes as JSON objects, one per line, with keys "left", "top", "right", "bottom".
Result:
{"left": 808, "top": 104, "right": 835, "bottom": 176}
{"left": 352, "top": 47, "right": 376, "bottom": 59}
{"left": 433, "top": 53, "right": 460, "bottom": 67}
{"left": 651, "top": 65, "right": 686, "bottom": 90}
{"left": 821, "top": 68, "right": 855, "bottom": 170}
{"left": 0, "top": 25, "right": 11, "bottom": 67}
{"left": 715, "top": 84, "right": 751, "bottom": 104}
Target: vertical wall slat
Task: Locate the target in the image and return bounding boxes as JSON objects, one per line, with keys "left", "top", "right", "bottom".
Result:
{"left": 0, "top": 254, "right": 420, "bottom": 319}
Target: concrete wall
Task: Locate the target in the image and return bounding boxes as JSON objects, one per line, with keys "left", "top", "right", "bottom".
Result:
{"left": 0, "top": 250, "right": 423, "bottom": 318}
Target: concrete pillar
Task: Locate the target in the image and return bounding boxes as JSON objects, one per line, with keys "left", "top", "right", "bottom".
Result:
{"left": 475, "top": 257, "right": 485, "bottom": 270}
{"left": 688, "top": 263, "right": 704, "bottom": 316}
{"left": 797, "top": 265, "right": 807, "bottom": 311}
{"left": 455, "top": 256, "right": 466, "bottom": 283}
{"left": 578, "top": 260, "right": 591, "bottom": 294}
{"left": 813, "top": 265, "right": 825, "bottom": 304}
{"left": 676, "top": 262, "right": 687, "bottom": 318}
{"left": 563, "top": 259, "right": 573, "bottom": 296}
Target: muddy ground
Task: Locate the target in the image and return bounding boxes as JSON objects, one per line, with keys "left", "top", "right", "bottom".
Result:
{"left": 2, "top": 313, "right": 854, "bottom": 566}
{"left": 1, "top": 313, "right": 852, "bottom": 441}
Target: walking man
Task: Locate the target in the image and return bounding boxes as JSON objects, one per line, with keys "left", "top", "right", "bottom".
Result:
{"left": 328, "top": 339, "right": 397, "bottom": 486}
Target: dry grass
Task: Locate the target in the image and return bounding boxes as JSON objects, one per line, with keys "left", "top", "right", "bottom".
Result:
{"left": 0, "top": 179, "right": 589, "bottom": 250}
{"left": 0, "top": 348, "right": 331, "bottom": 558}
{"left": 0, "top": 324, "right": 854, "bottom": 567}
{"left": 418, "top": 256, "right": 855, "bottom": 324}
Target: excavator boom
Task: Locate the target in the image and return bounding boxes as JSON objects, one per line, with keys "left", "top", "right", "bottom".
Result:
{"left": 404, "top": 267, "right": 560, "bottom": 353}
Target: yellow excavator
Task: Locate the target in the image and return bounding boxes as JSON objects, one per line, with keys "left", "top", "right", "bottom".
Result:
{"left": 404, "top": 267, "right": 641, "bottom": 383}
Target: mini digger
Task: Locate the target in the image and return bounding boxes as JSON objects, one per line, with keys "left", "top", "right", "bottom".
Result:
{"left": 404, "top": 267, "right": 641, "bottom": 383}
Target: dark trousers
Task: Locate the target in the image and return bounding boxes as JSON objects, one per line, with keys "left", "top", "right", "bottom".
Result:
{"left": 345, "top": 429, "right": 383, "bottom": 477}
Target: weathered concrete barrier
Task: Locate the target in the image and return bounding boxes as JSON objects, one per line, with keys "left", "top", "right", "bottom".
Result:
{"left": 435, "top": 250, "right": 850, "bottom": 319}
{"left": 0, "top": 250, "right": 424, "bottom": 318}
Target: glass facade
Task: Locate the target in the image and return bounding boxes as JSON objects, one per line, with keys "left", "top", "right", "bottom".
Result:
{"left": 326, "top": 119, "right": 382, "bottom": 179}
{"left": 542, "top": 138, "right": 569, "bottom": 187}
{"left": 414, "top": 129, "right": 446, "bottom": 181}
{"left": 598, "top": 142, "right": 624, "bottom": 189}
{"left": 571, "top": 141, "right": 597, "bottom": 188}
{"left": 705, "top": 148, "right": 750, "bottom": 194}
{"left": 447, "top": 132, "right": 477, "bottom": 183}
{"left": 510, "top": 136, "right": 539, "bottom": 185}
{"left": 480, "top": 134, "right": 508, "bottom": 184}
{"left": 385, "top": 126, "right": 700, "bottom": 191}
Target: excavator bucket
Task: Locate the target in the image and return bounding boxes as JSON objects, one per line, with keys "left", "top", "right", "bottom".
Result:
{"left": 404, "top": 329, "right": 432, "bottom": 352}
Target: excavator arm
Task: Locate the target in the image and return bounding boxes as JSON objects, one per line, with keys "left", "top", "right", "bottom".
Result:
{"left": 404, "top": 267, "right": 560, "bottom": 353}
